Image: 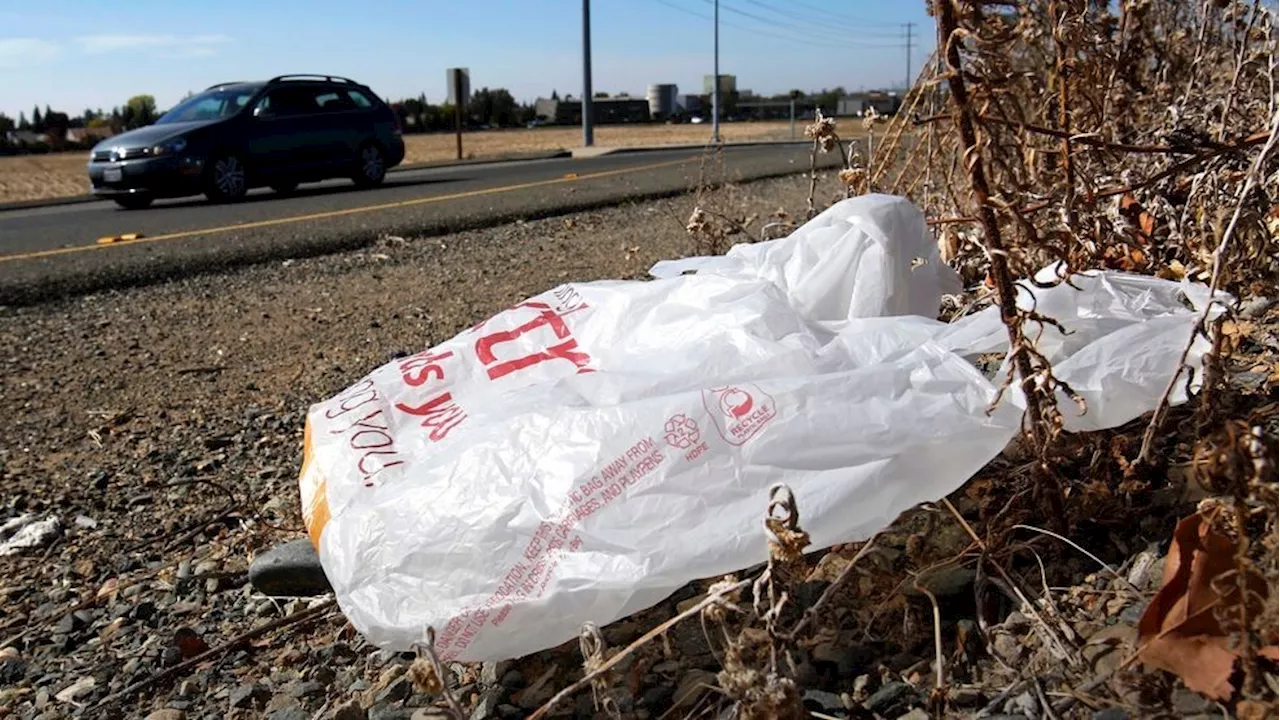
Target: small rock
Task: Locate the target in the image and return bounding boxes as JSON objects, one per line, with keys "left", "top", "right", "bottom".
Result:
{"left": 950, "top": 687, "right": 986, "bottom": 707}
{"left": 673, "top": 669, "right": 717, "bottom": 709}
{"left": 369, "top": 704, "right": 414, "bottom": 720}
{"left": 1172, "top": 689, "right": 1213, "bottom": 715}
{"left": 269, "top": 709, "right": 311, "bottom": 720}
{"left": 248, "top": 538, "right": 333, "bottom": 597}
{"left": 1093, "top": 709, "right": 1128, "bottom": 720}
{"left": 284, "top": 599, "right": 308, "bottom": 616}
{"left": 898, "top": 710, "right": 930, "bottom": 720}
{"left": 496, "top": 705, "right": 523, "bottom": 720}
{"left": 290, "top": 681, "right": 326, "bottom": 699}
{"left": 479, "top": 661, "right": 510, "bottom": 686}
{"left": 333, "top": 699, "right": 367, "bottom": 720}
{"left": 802, "top": 689, "right": 845, "bottom": 715}
{"left": 904, "top": 564, "right": 975, "bottom": 597}
{"left": 865, "top": 682, "right": 913, "bottom": 715}
{"left": 0, "top": 658, "right": 27, "bottom": 685}
{"left": 73, "top": 516, "right": 98, "bottom": 530}
{"left": 639, "top": 685, "right": 673, "bottom": 708}
{"left": 1119, "top": 600, "right": 1148, "bottom": 625}
{"left": 54, "top": 675, "right": 95, "bottom": 703}
{"left": 470, "top": 687, "right": 504, "bottom": 720}
{"left": 498, "top": 669, "right": 522, "bottom": 689}
{"left": 229, "top": 683, "right": 269, "bottom": 710}
{"left": 1239, "top": 295, "right": 1276, "bottom": 319}
{"left": 992, "top": 631, "right": 1023, "bottom": 662}
{"left": 1008, "top": 690, "right": 1039, "bottom": 718}
{"left": 376, "top": 676, "right": 412, "bottom": 705}
{"left": 144, "top": 710, "right": 187, "bottom": 720}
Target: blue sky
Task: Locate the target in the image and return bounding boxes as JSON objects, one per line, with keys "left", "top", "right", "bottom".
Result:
{"left": 0, "top": 0, "right": 935, "bottom": 119}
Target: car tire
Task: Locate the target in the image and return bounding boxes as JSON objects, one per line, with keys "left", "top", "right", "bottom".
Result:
{"left": 352, "top": 142, "right": 386, "bottom": 188}
{"left": 271, "top": 181, "right": 299, "bottom": 195}
{"left": 113, "top": 195, "right": 154, "bottom": 210}
{"left": 204, "top": 153, "right": 249, "bottom": 203}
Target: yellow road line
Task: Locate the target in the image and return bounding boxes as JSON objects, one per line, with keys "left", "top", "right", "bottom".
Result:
{"left": 0, "top": 157, "right": 692, "bottom": 264}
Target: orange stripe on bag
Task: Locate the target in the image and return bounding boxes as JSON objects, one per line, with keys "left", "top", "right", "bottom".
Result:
{"left": 299, "top": 417, "right": 332, "bottom": 549}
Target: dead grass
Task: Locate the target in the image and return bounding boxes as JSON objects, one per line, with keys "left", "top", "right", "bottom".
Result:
{"left": 0, "top": 120, "right": 805, "bottom": 205}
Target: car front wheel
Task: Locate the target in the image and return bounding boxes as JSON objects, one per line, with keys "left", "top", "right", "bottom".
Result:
{"left": 352, "top": 143, "right": 386, "bottom": 188}
{"left": 204, "top": 153, "right": 249, "bottom": 203}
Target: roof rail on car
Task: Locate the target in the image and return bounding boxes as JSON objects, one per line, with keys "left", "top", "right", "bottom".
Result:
{"left": 267, "top": 74, "right": 357, "bottom": 85}
{"left": 204, "top": 81, "right": 248, "bottom": 90}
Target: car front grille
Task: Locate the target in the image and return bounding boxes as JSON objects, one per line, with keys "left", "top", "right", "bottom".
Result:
{"left": 91, "top": 147, "right": 151, "bottom": 162}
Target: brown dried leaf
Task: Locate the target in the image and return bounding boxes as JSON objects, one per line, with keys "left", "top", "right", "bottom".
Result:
{"left": 1137, "top": 513, "right": 1275, "bottom": 700}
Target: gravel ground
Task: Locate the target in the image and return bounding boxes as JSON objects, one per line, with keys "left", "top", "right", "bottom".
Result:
{"left": 0, "top": 173, "right": 825, "bottom": 720}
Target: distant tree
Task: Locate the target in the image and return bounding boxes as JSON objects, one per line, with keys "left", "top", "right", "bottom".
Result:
{"left": 42, "top": 109, "right": 70, "bottom": 143}
{"left": 467, "top": 87, "right": 520, "bottom": 127}
{"left": 17, "top": 111, "right": 29, "bottom": 130}
{"left": 0, "top": 114, "right": 13, "bottom": 132}
{"left": 550, "top": 89, "right": 559, "bottom": 100}
{"left": 123, "top": 95, "right": 158, "bottom": 129}
{"left": 31, "top": 105, "right": 42, "bottom": 132}
{"left": 594, "top": 91, "right": 609, "bottom": 98}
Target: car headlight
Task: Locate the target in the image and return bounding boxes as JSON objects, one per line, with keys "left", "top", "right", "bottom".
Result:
{"left": 150, "top": 137, "right": 188, "bottom": 156}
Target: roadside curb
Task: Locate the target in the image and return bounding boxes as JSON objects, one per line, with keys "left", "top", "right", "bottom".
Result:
{"left": 0, "top": 150, "right": 574, "bottom": 213}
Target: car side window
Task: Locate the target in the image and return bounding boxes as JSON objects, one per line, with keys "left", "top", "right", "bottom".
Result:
{"left": 346, "top": 90, "right": 374, "bottom": 109}
{"left": 254, "top": 87, "right": 318, "bottom": 118}
{"left": 314, "top": 90, "right": 357, "bottom": 112}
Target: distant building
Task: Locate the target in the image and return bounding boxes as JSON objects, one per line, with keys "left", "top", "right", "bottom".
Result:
{"left": 737, "top": 98, "right": 818, "bottom": 120}
{"left": 65, "top": 127, "right": 114, "bottom": 144}
{"left": 3, "top": 130, "right": 46, "bottom": 147}
{"left": 534, "top": 96, "right": 651, "bottom": 125}
{"left": 679, "top": 95, "right": 704, "bottom": 115}
{"left": 646, "top": 84, "right": 679, "bottom": 120}
{"left": 703, "top": 74, "right": 736, "bottom": 95}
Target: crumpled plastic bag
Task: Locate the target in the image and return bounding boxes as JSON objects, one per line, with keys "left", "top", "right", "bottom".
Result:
{"left": 297, "top": 193, "right": 1219, "bottom": 661}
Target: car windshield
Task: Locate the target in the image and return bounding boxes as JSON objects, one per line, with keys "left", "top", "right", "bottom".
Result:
{"left": 156, "top": 88, "right": 259, "bottom": 124}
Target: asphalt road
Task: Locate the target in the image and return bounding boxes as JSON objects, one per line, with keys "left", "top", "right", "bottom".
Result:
{"left": 0, "top": 144, "right": 836, "bottom": 306}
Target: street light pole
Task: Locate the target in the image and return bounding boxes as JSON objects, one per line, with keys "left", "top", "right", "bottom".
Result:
{"left": 582, "top": 0, "right": 594, "bottom": 147}
{"left": 712, "top": 0, "right": 720, "bottom": 144}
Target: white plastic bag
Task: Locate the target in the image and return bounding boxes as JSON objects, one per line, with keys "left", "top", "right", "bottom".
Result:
{"left": 298, "top": 194, "right": 1215, "bottom": 661}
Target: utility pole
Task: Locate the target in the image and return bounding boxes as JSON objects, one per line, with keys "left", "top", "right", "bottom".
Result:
{"left": 903, "top": 22, "right": 915, "bottom": 92}
{"left": 712, "top": 0, "right": 720, "bottom": 144}
{"left": 582, "top": 0, "right": 594, "bottom": 147}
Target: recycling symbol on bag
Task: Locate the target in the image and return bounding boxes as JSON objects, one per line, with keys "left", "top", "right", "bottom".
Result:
{"left": 663, "top": 414, "right": 700, "bottom": 450}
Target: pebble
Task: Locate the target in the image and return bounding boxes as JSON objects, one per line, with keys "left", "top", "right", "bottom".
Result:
{"left": 375, "top": 676, "right": 412, "bottom": 705}
{"left": 865, "top": 681, "right": 913, "bottom": 715}
{"left": 248, "top": 538, "right": 333, "bottom": 597}
{"left": 333, "top": 699, "right": 367, "bottom": 720}
{"left": 470, "top": 686, "right": 504, "bottom": 720}
{"left": 369, "top": 704, "right": 414, "bottom": 720}
{"left": 144, "top": 710, "right": 187, "bottom": 720}
{"left": 269, "top": 709, "right": 311, "bottom": 720}
{"left": 803, "top": 689, "right": 846, "bottom": 715}
{"left": 898, "top": 709, "right": 930, "bottom": 720}
{"left": 290, "top": 680, "right": 326, "bottom": 699}
{"left": 1093, "top": 709, "right": 1129, "bottom": 720}
{"left": 229, "top": 682, "right": 269, "bottom": 710}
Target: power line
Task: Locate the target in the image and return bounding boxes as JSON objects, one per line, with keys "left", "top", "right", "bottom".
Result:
{"left": 649, "top": 0, "right": 905, "bottom": 49}
{"left": 733, "top": 0, "right": 905, "bottom": 39}
{"left": 699, "top": 0, "right": 900, "bottom": 45}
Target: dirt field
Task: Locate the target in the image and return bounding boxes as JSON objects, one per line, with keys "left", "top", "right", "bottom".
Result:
{"left": 0, "top": 120, "right": 804, "bottom": 205}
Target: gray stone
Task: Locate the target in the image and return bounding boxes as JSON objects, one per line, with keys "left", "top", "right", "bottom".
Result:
{"left": 1008, "top": 691, "right": 1039, "bottom": 718}
{"left": 229, "top": 683, "right": 269, "bottom": 710}
{"left": 248, "top": 537, "right": 332, "bottom": 597}
{"left": 498, "top": 669, "right": 522, "bottom": 689}
{"left": 1092, "top": 709, "right": 1128, "bottom": 720}
{"left": 1172, "top": 689, "right": 1213, "bottom": 715}
{"left": 802, "top": 689, "right": 845, "bottom": 715}
{"left": 269, "top": 709, "right": 311, "bottom": 720}
{"left": 290, "top": 680, "right": 326, "bottom": 699}
{"left": 470, "top": 687, "right": 504, "bottom": 720}
{"left": 332, "top": 699, "right": 367, "bottom": 720}
{"left": 144, "top": 711, "right": 186, "bottom": 720}
{"left": 897, "top": 710, "right": 930, "bottom": 720}
{"left": 376, "top": 676, "right": 412, "bottom": 705}
{"left": 904, "top": 564, "right": 976, "bottom": 597}
{"left": 368, "top": 704, "right": 413, "bottom": 720}
{"left": 497, "top": 705, "right": 523, "bottom": 720}
{"left": 865, "top": 682, "right": 914, "bottom": 715}
{"left": 479, "top": 661, "right": 510, "bottom": 686}
{"left": 1119, "top": 600, "right": 1148, "bottom": 625}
